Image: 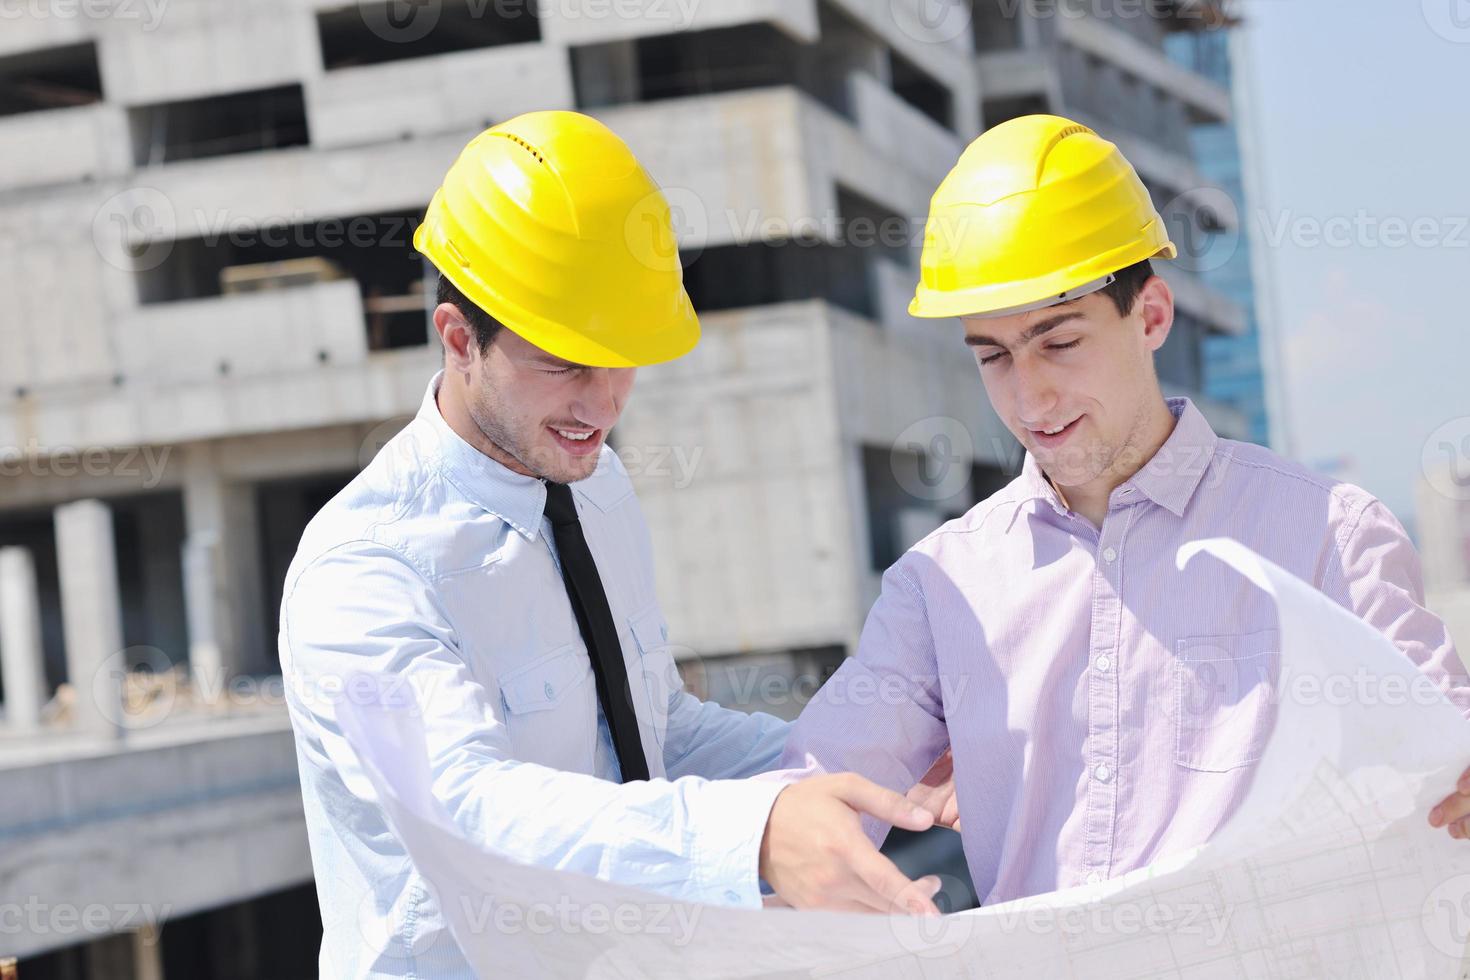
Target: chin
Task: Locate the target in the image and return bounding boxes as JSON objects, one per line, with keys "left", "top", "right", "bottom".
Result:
{"left": 553, "top": 454, "right": 602, "bottom": 485}
{"left": 1035, "top": 447, "right": 1103, "bottom": 486}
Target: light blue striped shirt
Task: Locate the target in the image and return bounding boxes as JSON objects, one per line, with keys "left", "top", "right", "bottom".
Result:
{"left": 279, "top": 370, "right": 789, "bottom": 978}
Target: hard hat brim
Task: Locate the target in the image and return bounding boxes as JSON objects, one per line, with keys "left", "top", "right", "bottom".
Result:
{"left": 909, "top": 240, "right": 1178, "bottom": 320}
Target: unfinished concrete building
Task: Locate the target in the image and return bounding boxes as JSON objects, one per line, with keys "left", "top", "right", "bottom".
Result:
{"left": 0, "top": 0, "right": 1245, "bottom": 971}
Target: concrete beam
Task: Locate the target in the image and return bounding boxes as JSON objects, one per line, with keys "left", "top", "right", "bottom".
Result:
{"left": 539, "top": 0, "right": 820, "bottom": 46}
{"left": 0, "top": 720, "right": 307, "bottom": 961}
{"left": 305, "top": 42, "right": 574, "bottom": 150}
{"left": 96, "top": 0, "right": 322, "bottom": 106}
{"left": 826, "top": 0, "right": 975, "bottom": 87}
{"left": 0, "top": 104, "right": 131, "bottom": 194}
{"left": 0, "top": 347, "right": 440, "bottom": 462}
{"left": 848, "top": 71, "right": 962, "bottom": 188}
{"left": 115, "top": 280, "right": 371, "bottom": 388}
{"left": 1055, "top": 14, "right": 1231, "bottom": 122}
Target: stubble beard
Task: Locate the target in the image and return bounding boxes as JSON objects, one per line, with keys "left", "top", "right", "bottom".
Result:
{"left": 467, "top": 385, "right": 599, "bottom": 485}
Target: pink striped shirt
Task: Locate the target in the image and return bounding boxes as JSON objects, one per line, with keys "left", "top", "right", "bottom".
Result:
{"left": 782, "top": 397, "right": 1470, "bottom": 904}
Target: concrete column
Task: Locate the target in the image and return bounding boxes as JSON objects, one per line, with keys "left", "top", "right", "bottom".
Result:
{"left": 133, "top": 925, "right": 164, "bottom": 980}
{"left": 1020, "top": 7, "right": 1047, "bottom": 49}
{"left": 86, "top": 932, "right": 136, "bottom": 979}
{"left": 182, "top": 529, "right": 225, "bottom": 698}
{"left": 54, "top": 499, "right": 125, "bottom": 738}
{"left": 0, "top": 546, "right": 47, "bottom": 730}
{"left": 570, "top": 39, "right": 640, "bottom": 107}
{"left": 181, "top": 443, "right": 266, "bottom": 690}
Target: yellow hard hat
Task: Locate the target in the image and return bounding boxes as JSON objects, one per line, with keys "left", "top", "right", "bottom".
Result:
{"left": 414, "top": 111, "right": 699, "bottom": 367}
{"left": 909, "top": 114, "right": 1177, "bottom": 319}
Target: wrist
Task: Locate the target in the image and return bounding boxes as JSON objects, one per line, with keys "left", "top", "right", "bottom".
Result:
{"left": 757, "top": 783, "right": 793, "bottom": 882}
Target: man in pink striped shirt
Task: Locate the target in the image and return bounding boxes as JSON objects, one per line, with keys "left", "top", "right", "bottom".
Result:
{"left": 773, "top": 116, "right": 1470, "bottom": 908}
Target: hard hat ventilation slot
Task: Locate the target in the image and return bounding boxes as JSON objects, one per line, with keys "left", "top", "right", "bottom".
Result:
{"left": 1034, "top": 123, "right": 1095, "bottom": 183}
{"left": 494, "top": 132, "right": 546, "bottom": 165}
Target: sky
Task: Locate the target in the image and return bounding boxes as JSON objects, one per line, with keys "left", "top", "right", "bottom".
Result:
{"left": 1239, "top": 0, "right": 1470, "bottom": 530}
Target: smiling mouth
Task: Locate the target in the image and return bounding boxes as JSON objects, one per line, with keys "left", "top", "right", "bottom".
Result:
{"left": 547, "top": 425, "right": 603, "bottom": 457}
{"left": 1029, "top": 416, "right": 1082, "bottom": 445}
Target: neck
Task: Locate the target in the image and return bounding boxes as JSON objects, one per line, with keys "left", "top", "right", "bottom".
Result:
{"left": 1054, "top": 398, "right": 1176, "bottom": 528}
{"left": 435, "top": 371, "right": 536, "bottom": 478}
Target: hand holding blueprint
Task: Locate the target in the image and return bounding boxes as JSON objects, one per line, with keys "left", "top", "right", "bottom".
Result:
{"left": 336, "top": 539, "right": 1470, "bottom": 978}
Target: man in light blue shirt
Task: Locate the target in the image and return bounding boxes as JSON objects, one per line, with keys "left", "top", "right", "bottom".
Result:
{"left": 279, "top": 112, "right": 943, "bottom": 977}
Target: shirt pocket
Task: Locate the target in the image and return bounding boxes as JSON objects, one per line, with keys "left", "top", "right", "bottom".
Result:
{"left": 1173, "top": 628, "right": 1280, "bottom": 773}
{"left": 499, "top": 643, "right": 593, "bottom": 720}
{"left": 497, "top": 643, "right": 598, "bottom": 771}
{"left": 628, "top": 604, "right": 679, "bottom": 752}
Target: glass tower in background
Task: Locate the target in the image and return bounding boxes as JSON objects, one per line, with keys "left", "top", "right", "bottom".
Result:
{"left": 1167, "top": 28, "right": 1270, "bottom": 446}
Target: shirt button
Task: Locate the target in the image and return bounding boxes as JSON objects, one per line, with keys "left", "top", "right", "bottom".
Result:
{"left": 1095, "top": 655, "right": 1112, "bottom": 672}
{"left": 1094, "top": 764, "right": 1112, "bottom": 783}
{"left": 1101, "top": 546, "right": 1118, "bottom": 563}
{"left": 544, "top": 682, "right": 555, "bottom": 700}
{"left": 1085, "top": 871, "right": 1102, "bottom": 885}
{"left": 724, "top": 890, "right": 740, "bottom": 903}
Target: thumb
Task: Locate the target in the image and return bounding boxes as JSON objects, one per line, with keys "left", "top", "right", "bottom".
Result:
{"left": 834, "top": 775, "right": 935, "bottom": 831}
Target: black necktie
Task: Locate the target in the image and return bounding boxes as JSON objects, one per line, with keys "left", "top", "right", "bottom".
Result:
{"left": 542, "top": 481, "right": 651, "bottom": 783}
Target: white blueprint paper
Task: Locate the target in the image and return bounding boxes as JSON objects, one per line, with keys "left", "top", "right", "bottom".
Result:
{"left": 335, "top": 539, "right": 1470, "bottom": 978}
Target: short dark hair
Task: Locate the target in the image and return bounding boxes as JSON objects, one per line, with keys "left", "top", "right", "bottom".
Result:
{"left": 1096, "top": 259, "right": 1155, "bottom": 318}
{"left": 436, "top": 273, "right": 502, "bottom": 354}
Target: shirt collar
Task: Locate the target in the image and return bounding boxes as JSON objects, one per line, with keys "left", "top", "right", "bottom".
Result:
{"left": 1127, "top": 397, "right": 1219, "bottom": 516}
{"left": 1016, "top": 397, "right": 1219, "bottom": 520}
{"left": 1018, "top": 454, "right": 1070, "bottom": 518}
{"left": 413, "top": 371, "right": 634, "bottom": 539}
{"left": 416, "top": 369, "right": 548, "bottom": 540}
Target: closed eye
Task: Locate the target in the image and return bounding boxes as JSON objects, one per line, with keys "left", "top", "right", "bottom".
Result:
{"left": 979, "top": 338, "right": 1080, "bottom": 365}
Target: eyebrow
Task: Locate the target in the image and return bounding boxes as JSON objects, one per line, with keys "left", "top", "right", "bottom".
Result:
{"left": 964, "top": 310, "right": 1085, "bottom": 349}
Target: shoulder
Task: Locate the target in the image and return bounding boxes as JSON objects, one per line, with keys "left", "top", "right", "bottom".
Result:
{"left": 283, "top": 418, "right": 479, "bottom": 596}
{"left": 916, "top": 472, "right": 1034, "bottom": 547}
{"left": 888, "top": 473, "right": 1033, "bottom": 587}
{"left": 1207, "top": 438, "right": 1384, "bottom": 537}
